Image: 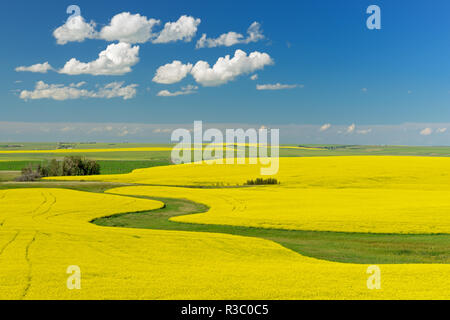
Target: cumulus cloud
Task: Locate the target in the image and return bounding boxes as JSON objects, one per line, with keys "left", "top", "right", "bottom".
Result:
{"left": 157, "top": 85, "right": 198, "bottom": 97}
{"left": 196, "top": 22, "right": 264, "bottom": 48}
{"left": 153, "top": 50, "right": 273, "bottom": 87}
{"left": 357, "top": 128, "right": 372, "bottom": 135}
{"left": 346, "top": 124, "right": 356, "bottom": 134}
{"left": 53, "top": 13, "right": 200, "bottom": 45}
{"left": 95, "top": 82, "right": 138, "bottom": 99}
{"left": 152, "top": 61, "right": 193, "bottom": 84}
{"left": 250, "top": 74, "right": 258, "bottom": 80}
{"left": 319, "top": 123, "right": 331, "bottom": 132}
{"left": 59, "top": 42, "right": 140, "bottom": 76}
{"left": 191, "top": 50, "right": 274, "bottom": 86}
{"left": 15, "top": 62, "right": 53, "bottom": 73}
{"left": 256, "top": 83, "right": 300, "bottom": 90}
{"left": 99, "top": 12, "right": 160, "bottom": 43}
{"left": 53, "top": 15, "right": 97, "bottom": 45}
{"left": 19, "top": 81, "right": 137, "bottom": 101}
{"left": 153, "top": 15, "right": 201, "bottom": 43}
{"left": 436, "top": 128, "right": 447, "bottom": 133}
{"left": 152, "top": 128, "right": 172, "bottom": 133}
{"left": 420, "top": 128, "right": 433, "bottom": 136}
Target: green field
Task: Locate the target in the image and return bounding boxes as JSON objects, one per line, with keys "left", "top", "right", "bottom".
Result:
{"left": 0, "top": 159, "right": 171, "bottom": 175}
{"left": 94, "top": 194, "right": 450, "bottom": 264}
{"left": 0, "top": 142, "right": 172, "bottom": 151}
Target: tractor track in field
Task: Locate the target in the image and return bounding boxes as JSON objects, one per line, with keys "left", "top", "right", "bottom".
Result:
{"left": 30, "top": 192, "right": 49, "bottom": 217}
{"left": 0, "top": 231, "right": 20, "bottom": 257}
{"left": 21, "top": 231, "right": 37, "bottom": 299}
{"left": 32, "top": 192, "right": 57, "bottom": 221}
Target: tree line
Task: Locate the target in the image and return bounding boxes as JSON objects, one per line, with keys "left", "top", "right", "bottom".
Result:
{"left": 16, "top": 156, "right": 100, "bottom": 181}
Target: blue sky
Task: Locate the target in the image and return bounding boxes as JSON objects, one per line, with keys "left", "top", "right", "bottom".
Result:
{"left": 1, "top": 0, "right": 450, "bottom": 144}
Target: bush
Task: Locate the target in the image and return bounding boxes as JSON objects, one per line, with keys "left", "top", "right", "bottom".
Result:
{"left": 245, "top": 178, "right": 280, "bottom": 185}
{"left": 16, "top": 157, "right": 101, "bottom": 181}
{"left": 15, "top": 164, "right": 42, "bottom": 181}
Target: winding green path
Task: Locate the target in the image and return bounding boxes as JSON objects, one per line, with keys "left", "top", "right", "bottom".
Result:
{"left": 93, "top": 194, "right": 450, "bottom": 264}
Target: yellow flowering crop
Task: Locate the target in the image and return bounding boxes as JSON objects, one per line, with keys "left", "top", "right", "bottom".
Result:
{"left": 50, "top": 156, "right": 450, "bottom": 190}
{"left": 50, "top": 156, "right": 450, "bottom": 234}
{"left": 0, "top": 188, "right": 449, "bottom": 299}
{"left": 109, "top": 185, "right": 450, "bottom": 234}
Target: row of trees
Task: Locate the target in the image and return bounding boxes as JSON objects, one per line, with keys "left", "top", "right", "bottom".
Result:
{"left": 245, "top": 178, "right": 280, "bottom": 185}
{"left": 16, "top": 157, "right": 100, "bottom": 181}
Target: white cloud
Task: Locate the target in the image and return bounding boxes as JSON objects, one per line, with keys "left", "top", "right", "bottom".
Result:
{"left": 95, "top": 82, "right": 138, "bottom": 99}
{"left": 19, "top": 81, "right": 137, "bottom": 101}
{"left": 361, "top": 87, "right": 368, "bottom": 92}
{"left": 319, "top": 123, "right": 331, "bottom": 132}
{"left": 196, "top": 22, "right": 264, "bottom": 48}
{"left": 357, "top": 128, "right": 372, "bottom": 135}
{"left": 246, "top": 22, "right": 265, "bottom": 43}
{"left": 157, "top": 85, "right": 198, "bottom": 97}
{"left": 118, "top": 127, "right": 129, "bottom": 137}
{"left": 53, "top": 15, "right": 97, "bottom": 45}
{"left": 53, "top": 13, "right": 200, "bottom": 45}
{"left": 59, "top": 42, "right": 140, "bottom": 76}
{"left": 436, "top": 128, "right": 447, "bottom": 133}
{"left": 99, "top": 12, "right": 160, "bottom": 44}
{"left": 153, "top": 15, "right": 201, "bottom": 43}
{"left": 152, "top": 61, "right": 193, "bottom": 84}
{"left": 153, "top": 128, "right": 172, "bottom": 133}
{"left": 191, "top": 49, "right": 274, "bottom": 86}
{"left": 256, "top": 83, "right": 299, "bottom": 90}
{"left": 3, "top": 122, "right": 450, "bottom": 144}
{"left": 60, "top": 126, "right": 74, "bottom": 132}
{"left": 70, "top": 81, "right": 86, "bottom": 88}
{"left": 250, "top": 74, "right": 258, "bottom": 80}
{"left": 346, "top": 124, "right": 356, "bottom": 134}
{"left": 420, "top": 128, "right": 433, "bottom": 136}
{"left": 15, "top": 62, "right": 53, "bottom": 73}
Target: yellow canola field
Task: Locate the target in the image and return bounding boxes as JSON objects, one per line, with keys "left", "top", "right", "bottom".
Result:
{"left": 1, "top": 188, "right": 450, "bottom": 299}
{"left": 50, "top": 156, "right": 450, "bottom": 234}
{"left": 50, "top": 156, "right": 450, "bottom": 190}
{"left": 109, "top": 186, "right": 450, "bottom": 234}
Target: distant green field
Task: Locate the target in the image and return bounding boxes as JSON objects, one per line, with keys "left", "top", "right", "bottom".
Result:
{"left": 1, "top": 143, "right": 450, "bottom": 159}
{"left": 0, "top": 171, "right": 21, "bottom": 182}
{"left": 0, "top": 142, "right": 172, "bottom": 151}
{"left": 0, "top": 151, "right": 172, "bottom": 161}
{"left": 97, "top": 160, "right": 171, "bottom": 174}
{"left": 0, "top": 159, "right": 171, "bottom": 175}
{"left": 279, "top": 145, "right": 450, "bottom": 157}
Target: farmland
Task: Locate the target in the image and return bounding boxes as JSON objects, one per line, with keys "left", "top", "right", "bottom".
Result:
{"left": 0, "top": 144, "right": 449, "bottom": 299}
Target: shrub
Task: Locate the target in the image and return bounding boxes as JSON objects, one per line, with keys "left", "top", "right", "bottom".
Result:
{"left": 245, "top": 178, "right": 280, "bottom": 185}
{"left": 16, "top": 157, "right": 101, "bottom": 181}
{"left": 15, "top": 164, "right": 42, "bottom": 181}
